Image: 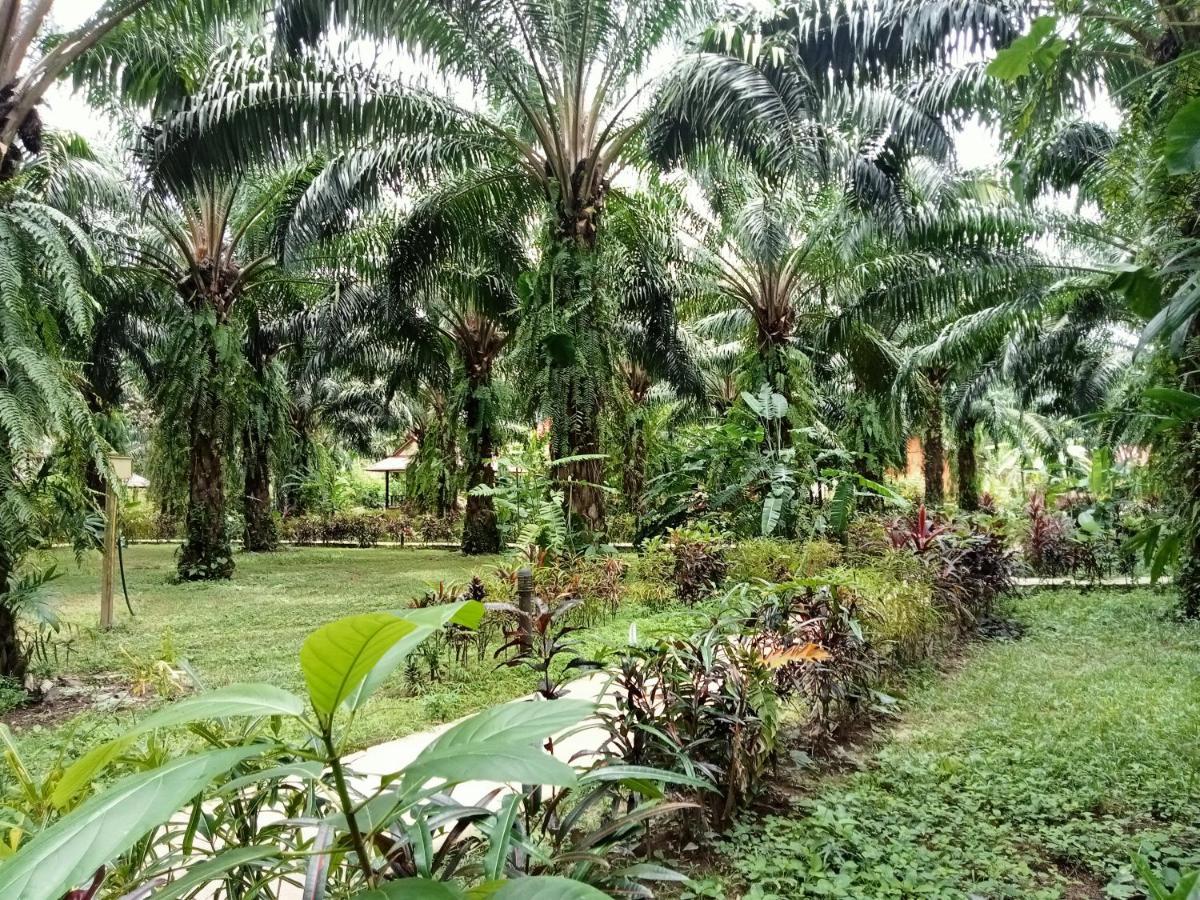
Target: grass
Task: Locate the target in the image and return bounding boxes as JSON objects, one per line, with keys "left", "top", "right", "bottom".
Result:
{"left": 718, "top": 588, "right": 1200, "bottom": 899}
{"left": 13, "top": 544, "right": 704, "bottom": 772}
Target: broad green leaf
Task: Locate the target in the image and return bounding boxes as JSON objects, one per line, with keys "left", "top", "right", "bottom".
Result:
{"left": 346, "top": 602, "right": 484, "bottom": 711}
{"left": 484, "top": 794, "right": 521, "bottom": 880}
{"left": 145, "top": 845, "right": 279, "bottom": 900}
{"left": 402, "top": 699, "right": 593, "bottom": 789}
{"left": 1165, "top": 98, "right": 1200, "bottom": 175}
{"left": 396, "top": 601, "right": 484, "bottom": 630}
{"left": 0, "top": 746, "right": 261, "bottom": 900}
{"left": 484, "top": 876, "right": 610, "bottom": 899}
{"left": 216, "top": 760, "right": 324, "bottom": 795}
{"left": 352, "top": 878, "right": 465, "bottom": 899}
{"left": 829, "top": 479, "right": 855, "bottom": 534}
{"left": 761, "top": 495, "right": 783, "bottom": 536}
{"left": 1110, "top": 264, "right": 1163, "bottom": 319}
{"left": 1088, "top": 447, "right": 1112, "bottom": 497}
{"left": 614, "top": 862, "right": 689, "bottom": 882}
{"left": 987, "top": 17, "right": 1065, "bottom": 80}
{"left": 301, "top": 613, "right": 419, "bottom": 721}
{"left": 1151, "top": 532, "right": 1180, "bottom": 583}
{"left": 1077, "top": 509, "right": 1101, "bottom": 535}
{"left": 1123, "top": 523, "right": 1161, "bottom": 568}
{"left": 577, "top": 764, "right": 713, "bottom": 791}
{"left": 1145, "top": 387, "right": 1200, "bottom": 420}
{"left": 52, "top": 684, "right": 304, "bottom": 809}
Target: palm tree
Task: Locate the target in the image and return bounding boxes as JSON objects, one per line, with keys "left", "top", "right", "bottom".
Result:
{"left": 383, "top": 183, "right": 531, "bottom": 553}
{"left": 0, "top": 0, "right": 164, "bottom": 175}
{"left": 141, "top": 0, "right": 718, "bottom": 531}
{"left": 130, "top": 163, "right": 329, "bottom": 579}
{"left": 0, "top": 131, "right": 104, "bottom": 679}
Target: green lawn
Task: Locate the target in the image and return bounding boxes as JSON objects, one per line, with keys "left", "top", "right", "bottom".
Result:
{"left": 11, "top": 544, "right": 702, "bottom": 772}
{"left": 719, "top": 588, "right": 1200, "bottom": 899}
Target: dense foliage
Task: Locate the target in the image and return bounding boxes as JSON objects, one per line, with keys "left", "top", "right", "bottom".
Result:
{"left": 0, "top": 0, "right": 1198, "bottom": 896}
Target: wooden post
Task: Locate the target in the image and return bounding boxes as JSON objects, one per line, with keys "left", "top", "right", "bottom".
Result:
{"left": 384, "top": 471, "right": 390, "bottom": 509}
{"left": 516, "top": 566, "right": 534, "bottom": 650}
{"left": 101, "top": 455, "right": 131, "bottom": 630}
{"left": 100, "top": 479, "right": 117, "bottom": 630}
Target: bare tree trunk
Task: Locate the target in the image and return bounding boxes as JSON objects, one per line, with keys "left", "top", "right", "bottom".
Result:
{"left": 1178, "top": 367, "right": 1200, "bottom": 618}
{"left": 558, "top": 379, "right": 606, "bottom": 533}
{"left": 0, "top": 546, "right": 23, "bottom": 682}
{"left": 242, "top": 427, "right": 277, "bottom": 552}
{"left": 623, "top": 425, "right": 646, "bottom": 522}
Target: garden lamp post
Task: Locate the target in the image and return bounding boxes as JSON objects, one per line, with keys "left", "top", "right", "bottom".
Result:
{"left": 100, "top": 454, "right": 132, "bottom": 630}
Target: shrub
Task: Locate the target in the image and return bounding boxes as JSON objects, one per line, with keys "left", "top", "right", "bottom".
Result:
{"left": 626, "top": 539, "right": 678, "bottom": 609}
{"left": 415, "top": 513, "right": 461, "bottom": 543}
{"left": 843, "top": 514, "right": 892, "bottom": 563}
{"left": 935, "top": 523, "right": 1016, "bottom": 627}
{"left": 1023, "top": 493, "right": 1076, "bottom": 576}
{"left": 0, "top": 676, "right": 26, "bottom": 715}
{"left": 600, "top": 621, "right": 779, "bottom": 834}
{"left": 119, "top": 503, "right": 182, "bottom": 541}
{"left": 739, "top": 581, "right": 876, "bottom": 748}
{"left": 829, "top": 561, "right": 941, "bottom": 668}
{"left": 632, "top": 538, "right": 674, "bottom": 582}
{"left": 726, "top": 538, "right": 802, "bottom": 583}
{"left": 726, "top": 538, "right": 843, "bottom": 585}
{"left": 332, "top": 512, "right": 385, "bottom": 548}
{"left": 666, "top": 524, "right": 728, "bottom": 603}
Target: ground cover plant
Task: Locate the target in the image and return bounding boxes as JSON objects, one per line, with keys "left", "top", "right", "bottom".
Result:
{"left": 718, "top": 588, "right": 1200, "bottom": 898}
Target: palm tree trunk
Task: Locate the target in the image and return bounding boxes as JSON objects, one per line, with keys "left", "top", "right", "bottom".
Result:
{"left": 623, "top": 424, "right": 646, "bottom": 522}
{"left": 956, "top": 426, "right": 980, "bottom": 512}
{"left": 0, "top": 545, "right": 23, "bottom": 683}
{"left": 178, "top": 347, "right": 233, "bottom": 581}
{"left": 1178, "top": 356, "right": 1200, "bottom": 618}
{"left": 559, "top": 378, "right": 606, "bottom": 533}
{"left": 242, "top": 427, "right": 278, "bottom": 552}
{"left": 923, "top": 389, "right": 945, "bottom": 507}
{"left": 461, "top": 377, "right": 500, "bottom": 555}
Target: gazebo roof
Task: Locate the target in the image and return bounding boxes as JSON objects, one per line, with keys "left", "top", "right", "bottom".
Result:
{"left": 366, "top": 439, "right": 418, "bottom": 473}
{"left": 125, "top": 473, "right": 150, "bottom": 488}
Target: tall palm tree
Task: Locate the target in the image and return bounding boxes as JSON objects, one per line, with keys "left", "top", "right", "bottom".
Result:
{"left": 130, "top": 162, "right": 330, "bottom": 579}
{"left": 383, "top": 182, "right": 531, "bottom": 553}
{"left": 140, "top": 0, "right": 720, "bottom": 531}
{"left": 0, "top": 0, "right": 162, "bottom": 174}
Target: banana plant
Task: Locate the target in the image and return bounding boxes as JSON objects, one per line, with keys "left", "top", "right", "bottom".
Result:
{"left": 0, "top": 600, "right": 613, "bottom": 900}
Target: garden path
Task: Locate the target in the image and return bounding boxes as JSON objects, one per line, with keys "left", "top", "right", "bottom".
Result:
{"left": 346, "top": 671, "right": 613, "bottom": 805}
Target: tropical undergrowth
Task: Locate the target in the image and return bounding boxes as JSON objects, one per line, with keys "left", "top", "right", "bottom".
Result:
{"left": 715, "top": 588, "right": 1200, "bottom": 899}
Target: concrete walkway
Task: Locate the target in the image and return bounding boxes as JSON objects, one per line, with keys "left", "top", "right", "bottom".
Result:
{"left": 346, "top": 672, "right": 614, "bottom": 807}
{"left": 1013, "top": 575, "right": 1167, "bottom": 587}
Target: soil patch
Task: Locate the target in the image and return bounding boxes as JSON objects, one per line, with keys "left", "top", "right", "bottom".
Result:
{"left": 1, "top": 673, "right": 150, "bottom": 731}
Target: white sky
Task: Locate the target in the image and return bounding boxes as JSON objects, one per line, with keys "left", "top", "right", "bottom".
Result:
{"left": 46, "top": 0, "right": 1115, "bottom": 175}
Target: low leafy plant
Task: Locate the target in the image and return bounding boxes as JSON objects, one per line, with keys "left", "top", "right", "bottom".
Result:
{"left": 667, "top": 524, "right": 729, "bottom": 604}
{"left": 0, "top": 598, "right": 671, "bottom": 899}
{"left": 828, "top": 560, "right": 941, "bottom": 668}
{"left": 493, "top": 594, "right": 602, "bottom": 702}
{"left": 1132, "top": 852, "right": 1200, "bottom": 899}
{"left": 1023, "top": 492, "right": 1077, "bottom": 576}
{"left": 0, "top": 676, "right": 26, "bottom": 715}
{"left": 887, "top": 504, "right": 947, "bottom": 555}
{"left": 726, "top": 538, "right": 805, "bottom": 584}
{"left": 598, "top": 616, "right": 777, "bottom": 835}
{"left": 740, "top": 579, "right": 876, "bottom": 748}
